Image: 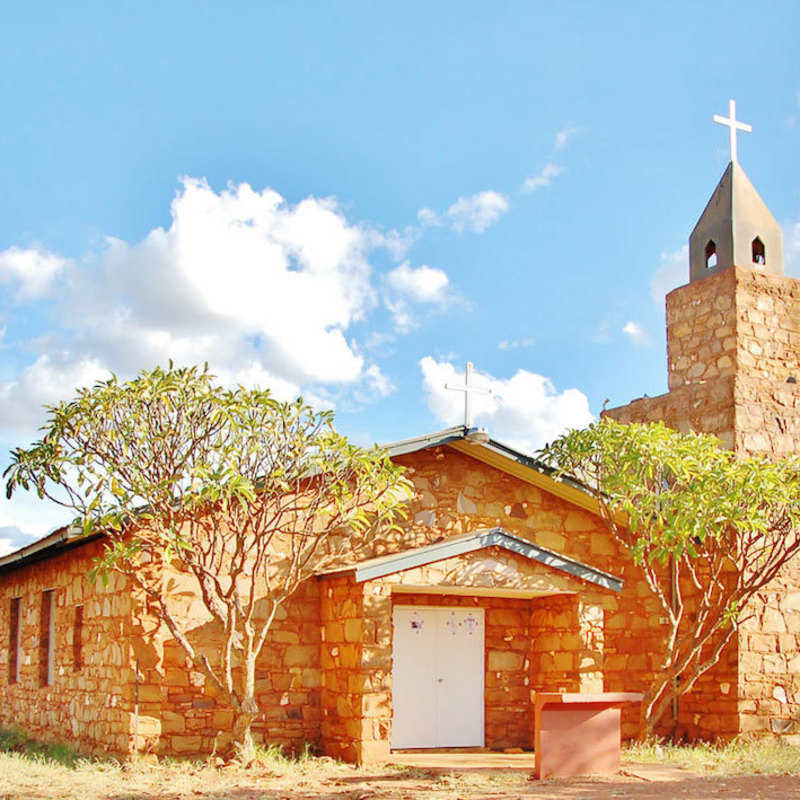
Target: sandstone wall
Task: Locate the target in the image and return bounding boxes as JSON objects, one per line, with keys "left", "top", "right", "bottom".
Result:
{"left": 393, "top": 447, "right": 669, "bottom": 740}
{"left": 318, "top": 535, "right": 615, "bottom": 763}
{"left": 132, "top": 572, "right": 321, "bottom": 757}
{"left": 0, "top": 541, "right": 135, "bottom": 755}
{"left": 663, "top": 265, "right": 800, "bottom": 459}
{"left": 606, "top": 378, "right": 736, "bottom": 450}
{"left": 319, "top": 574, "right": 366, "bottom": 763}
{"left": 666, "top": 267, "right": 739, "bottom": 391}
{"left": 608, "top": 264, "right": 800, "bottom": 739}
{"left": 737, "top": 562, "right": 800, "bottom": 736}
{"left": 0, "top": 443, "right": 709, "bottom": 757}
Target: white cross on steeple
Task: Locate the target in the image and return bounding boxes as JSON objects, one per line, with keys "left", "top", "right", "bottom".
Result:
{"left": 445, "top": 361, "right": 492, "bottom": 429}
{"left": 713, "top": 98, "right": 752, "bottom": 165}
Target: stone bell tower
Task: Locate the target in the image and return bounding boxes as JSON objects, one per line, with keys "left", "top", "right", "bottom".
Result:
{"left": 609, "top": 99, "right": 800, "bottom": 459}
{"left": 607, "top": 100, "right": 800, "bottom": 742}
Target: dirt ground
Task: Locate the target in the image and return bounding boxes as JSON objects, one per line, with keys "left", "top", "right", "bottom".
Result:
{"left": 1, "top": 754, "right": 800, "bottom": 800}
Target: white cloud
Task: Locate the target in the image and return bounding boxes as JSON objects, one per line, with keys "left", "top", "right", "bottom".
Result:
{"left": 445, "top": 191, "right": 510, "bottom": 233}
{"left": 384, "top": 298, "right": 416, "bottom": 333}
{"left": 420, "top": 357, "right": 594, "bottom": 453}
{"left": 0, "top": 246, "right": 68, "bottom": 299}
{"left": 651, "top": 244, "right": 688, "bottom": 305}
{"left": 622, "top": 321, "right": 651, "bottom": 346}
{"left": 553, "top": 125, "right": 580, "bottom": 152}
{"left": 387, "top": 262, "right": 449, "bottom": 303}
{"left": 0, "top": 526, "right": 39, "bottom": 557}
{"left": 417, "top": 207, "right": 441, "bottom": 227}
{"left": 0, "top": 354, "right": 111, "bottom": 433}
{"left": 0, "top": 178, "right": 431, "bottom": 438}
{"left": 522, "top": 162, "right": 565, "bottom": 194}
{"left": 0, "top": 490, "right": 67, "bottom": 542}
{"left": 417, "top": 190, "right": 509, "bottom": 235}
{"left": 497, "top": 337, "right": 535, "bottom": 351}
{"left": 364, "top": 364, "right": 395, "bottom": 398}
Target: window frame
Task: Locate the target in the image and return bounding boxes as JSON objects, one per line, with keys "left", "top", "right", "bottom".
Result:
{"left": 73, "top": 604, "right": 84, "bottom": 672}
{"left": 8, "top": 597, "right": 22, "bottom": 685}
{"left": 39, "top": 589, "right": 56, "bottom": 687}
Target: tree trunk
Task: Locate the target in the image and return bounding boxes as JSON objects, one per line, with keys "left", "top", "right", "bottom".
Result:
{"left": 638, "top": 695, "right": 652, "bottom": 741}
{"left": 230, "top": 708, "right": 257, "bottom": 762}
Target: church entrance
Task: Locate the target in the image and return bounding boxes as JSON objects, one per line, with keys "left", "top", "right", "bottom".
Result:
{"left": 391, "top": 605, "right": 485, "bottom": 749}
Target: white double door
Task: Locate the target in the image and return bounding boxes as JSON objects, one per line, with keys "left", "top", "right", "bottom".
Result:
{"left": 391, "top": 605, "right": 485, "bottom": 749}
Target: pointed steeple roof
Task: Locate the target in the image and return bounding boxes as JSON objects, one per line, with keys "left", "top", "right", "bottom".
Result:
{"left": 689, "top": 161, "right": 784, "bottom": 283}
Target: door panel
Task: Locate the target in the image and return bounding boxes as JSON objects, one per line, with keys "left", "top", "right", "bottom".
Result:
{"left": 391, "top": 607, "right": 438, "bottom": 748}
{"left": 436, "top": 609, "right": 484, "bottom": 747}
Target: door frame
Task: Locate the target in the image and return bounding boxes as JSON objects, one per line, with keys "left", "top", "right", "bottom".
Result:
{"left": 391, "top": 604, "right": 486, "bottom": 750}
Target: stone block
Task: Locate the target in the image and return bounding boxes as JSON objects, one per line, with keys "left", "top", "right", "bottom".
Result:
{"left": 344, "top": 619, "right": 363, "bottom": 643}
{"left": 171, "top": 735, "right": 202, "bottom": 753}
{"left": 284, "top": 645, "right": 318, "bottom": 667}
{"left": 488, "top": 651, "right": 524, "bottom": 671}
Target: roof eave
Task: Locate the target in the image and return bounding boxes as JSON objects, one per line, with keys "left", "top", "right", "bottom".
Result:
{"left": 318, "top": 527, "right": 622, "bottom": 593}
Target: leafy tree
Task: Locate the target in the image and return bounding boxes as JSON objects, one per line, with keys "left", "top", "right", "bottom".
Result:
{"left": 5, "top": 365, "right": 410, "bottom": 756}
{"left": 539, "top": 418, "right": 800, "bottom": 739}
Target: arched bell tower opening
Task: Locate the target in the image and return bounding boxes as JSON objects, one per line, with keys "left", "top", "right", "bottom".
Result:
{"left": 705, "top": 240, "right": 718, "bottom": 269}
{"left": 752, "top": 236, "right": 766, "bottom": 266}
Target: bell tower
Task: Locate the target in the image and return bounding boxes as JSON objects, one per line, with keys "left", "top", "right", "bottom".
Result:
{"left": 689, "top": 99, "right": 784, "bottom": 282}
{"left": 609, "top": 97, "right": 800, "bottom": 457}
{"left": 606, "top": 99, "right": 800, "bottom": 744}
{"left": 689, "top": 161, "right": 784, "bottom": 282}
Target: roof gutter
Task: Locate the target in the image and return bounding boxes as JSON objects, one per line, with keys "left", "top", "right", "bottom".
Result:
{"left": 0, "top": 526, "right": 99, "bottom": 574}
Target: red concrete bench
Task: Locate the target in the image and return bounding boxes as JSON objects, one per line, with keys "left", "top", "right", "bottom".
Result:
{"left": 534, "top": 692, "right": 643, "bottom": 779}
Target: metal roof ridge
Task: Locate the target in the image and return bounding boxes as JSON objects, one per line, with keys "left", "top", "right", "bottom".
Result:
{"left": 317, "top": 526, "right": 623, "bottom": 593}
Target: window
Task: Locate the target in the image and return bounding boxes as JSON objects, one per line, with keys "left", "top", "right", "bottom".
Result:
{"left": 705, "top": 240, "right": 718, "bottom": 269}
{"left": 752, "top": 237, "right": 766, "bottom": 265}
{"left": 73, "top": 605, "right": 84, "bottom": 671}
{"left": 39, "top": 590, "right": 56, "bottom": 687}
{"left": 8, "top": 597, "right": 21, "bottom": 684}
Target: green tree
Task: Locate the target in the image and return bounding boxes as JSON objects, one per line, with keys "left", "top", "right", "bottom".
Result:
{"left": 539, "top": 418, "right": 800, "bottom": 739}
{"left": 5, "top": 365, "right": 410, "bottom": 756}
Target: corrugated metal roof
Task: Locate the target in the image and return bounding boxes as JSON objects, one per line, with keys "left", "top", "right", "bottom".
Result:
{"left": 318, "top": 526, "right": 622, "bottom": 592}
{"left": 0, "top": 526, "right": 102, "bottom": 573}
{"left": 384, "top": 425, "right": 588, "bottom": 494}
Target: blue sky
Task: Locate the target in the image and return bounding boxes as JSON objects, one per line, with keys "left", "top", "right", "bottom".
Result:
{"left": 2, "top": 1, "right": 800, "bottom": 550}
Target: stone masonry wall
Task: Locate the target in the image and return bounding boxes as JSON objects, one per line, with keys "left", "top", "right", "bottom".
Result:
{"left": 319, "top": 574, "right": 365, "bottom": 763}
{"left": 1, "top": 443, "right": 674, "bottom": 757}
{"left": 529, "top": 593, "right": 603, "bottom": 697}
{"left": 663, "top": 265, "right": 800, "bottom": 458}
{"left": 606, "top": 378, "right": 736, "bottom": 450}
{"left": 666, "top": 267, "right": 740, "bottom": 391}
{"left": 392, "top": 447, "right": 669, "bottom": 740}
{"left": 737, "top": 562, "right": 800, "bottom": 736}
{"left": 724, "top": 269, "right": 800, "bottom": 734}
{"left": 0, "top": 541, "right": 135, "bottom": 755}
{"left": 608, "top": 264, "right": 800, "bottom": 739}
{"left": 133, "top": 570, "right": 321, "bottom": 757}
{"left": 317, "top": 537, "right": 615, "bottom": 763}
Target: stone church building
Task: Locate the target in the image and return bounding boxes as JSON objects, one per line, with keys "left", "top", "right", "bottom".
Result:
{"left": 2, "top": 131, "right": 800, "bottom": 761}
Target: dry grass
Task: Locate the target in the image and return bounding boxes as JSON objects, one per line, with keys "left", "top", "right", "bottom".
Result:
{"left": 623, "top": 734, "right": 800, "bottom": 775}
{"left": 2, "top": 728, "right": 800, "bottom": 800}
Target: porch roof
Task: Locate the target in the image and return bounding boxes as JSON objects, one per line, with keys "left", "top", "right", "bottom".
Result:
{"left": 318, "top": 526, "right": 623, "bottom": 593}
